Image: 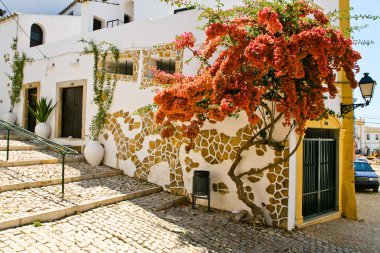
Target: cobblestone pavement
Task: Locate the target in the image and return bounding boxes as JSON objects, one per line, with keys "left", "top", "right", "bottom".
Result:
{"left": 0, "top": 175, "right": 158, "bottom": 221}
{"left": 0, "top": 191, "right": 360, "bottom": 253}
{"left": 0, "top": 162, "right": 119, "bottom": 186}
{"left": 302, "top": 191, "right": 380, "bottom": 253}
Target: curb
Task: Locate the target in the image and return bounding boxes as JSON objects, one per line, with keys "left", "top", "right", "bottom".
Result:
{"left": 0, "top": 186, "right": 163, "bottom": 231}
{"left": 0, "top": 145, "right": 47, "bottom": 151}
{"left": 0, "top": 135, "right": 29, "bottom": 141}
{"left": 0, "top": 170, "right": 123, "bottom": 192}
{"left": 0, "top": 156, "right": 85, "bottom": 167}
{"left": 154, "top": 196, "right": 187, "bottom": 211}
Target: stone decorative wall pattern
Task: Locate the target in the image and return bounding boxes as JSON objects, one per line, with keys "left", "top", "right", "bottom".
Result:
{"left": 212, "top": 182, "right": 229, "bottom": 195}
{"left": 104, "top": 108, "right": 290, "bottom": 228}
{"left": 265, "top": 144, "right": 289, "bottom": 228}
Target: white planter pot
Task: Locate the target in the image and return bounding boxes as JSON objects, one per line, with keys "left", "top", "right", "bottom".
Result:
{"left": 84, "top": 140, "right": 104, "bottom": 166}
{"left": 2, "top": 112, "right": 17, "bottom": 124}
{"left": 35, "top": 123, "right": 51, "bottom": 138}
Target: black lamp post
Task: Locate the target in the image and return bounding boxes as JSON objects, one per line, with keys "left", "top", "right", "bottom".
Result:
{"left": 341, "top": 73, "right": 376, "bottom": 115}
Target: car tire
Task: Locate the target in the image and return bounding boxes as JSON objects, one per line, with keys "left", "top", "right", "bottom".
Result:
{"left": 374, "top": 187, "right": 379, "bottom": 193}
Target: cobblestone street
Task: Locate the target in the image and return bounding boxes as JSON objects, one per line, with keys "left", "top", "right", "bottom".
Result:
{"left": 0, "top": 190, "right": 378, "bottom": 253}
{"left": 0, "top": 133, "right": 378, "bottom": 252}
{"left": 301, "top": 166, "right": 380, "bottom": 253}
{"left": 302, "top": 191, "right": 380, "bottom": 253}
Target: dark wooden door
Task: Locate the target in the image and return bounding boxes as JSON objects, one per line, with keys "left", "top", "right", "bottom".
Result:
{"left": 27, "top": 88, "right": 38, "bottom": 132}
{"left": 303, "top": 138, "right": 336, "bottom": 219}
{"left": 61, "top": 87, "right": 83, "bottom": 138}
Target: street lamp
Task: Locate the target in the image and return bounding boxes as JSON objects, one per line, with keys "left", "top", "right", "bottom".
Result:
{"left": 341, "top": 73, "right": 376, "bottom": 115}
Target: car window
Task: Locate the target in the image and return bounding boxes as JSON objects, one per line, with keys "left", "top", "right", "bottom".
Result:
{"left": 354, "top": 162, "right": 373, "bottom": 172}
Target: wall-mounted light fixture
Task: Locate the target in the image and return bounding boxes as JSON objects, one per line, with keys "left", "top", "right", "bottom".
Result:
{"left": 341, "top": 73, "right": 376, "bottom": 115}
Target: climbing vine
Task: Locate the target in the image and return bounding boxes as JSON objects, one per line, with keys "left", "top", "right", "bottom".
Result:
{"left": 6, "top": 38, "right": 31, "bottom": 112}
{"left": 80, "top": 39, "right": 120, "bottom": 140}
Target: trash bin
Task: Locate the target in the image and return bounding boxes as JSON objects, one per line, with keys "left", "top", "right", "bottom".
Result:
{"left": 192, "top": 170, "right": 211, "bottom": 211}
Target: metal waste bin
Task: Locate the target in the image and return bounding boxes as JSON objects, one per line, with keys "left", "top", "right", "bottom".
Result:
{"left": 192, "top": 170, "right": 211, "bottom": 211}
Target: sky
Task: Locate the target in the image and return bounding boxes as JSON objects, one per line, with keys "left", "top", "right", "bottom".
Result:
{"left": 0, "top": 0, "right": 71, "bottom": 15}
{"left": 1, "top": 0, "right": 379, "bottom": 124}
{"left": 351, "top": 0, "right": 380, "bottom": 126}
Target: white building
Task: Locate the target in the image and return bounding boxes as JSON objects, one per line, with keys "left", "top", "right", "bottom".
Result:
{"left": 355, "top": 119, "right": 380, "bottom": 155}
{"left": 0, "top": 0, "right": 357, "bottom": 230}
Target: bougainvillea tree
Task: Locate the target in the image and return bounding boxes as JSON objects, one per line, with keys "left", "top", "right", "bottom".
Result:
{"left": 153, "top": 0, "right": 361, "bottom": 216}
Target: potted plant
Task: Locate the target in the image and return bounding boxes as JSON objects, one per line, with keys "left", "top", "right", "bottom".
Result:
{"left": 3, "top": 38, "right": 30, "bottom": 124}
{"left": 28, "top": 97, "right": 56, "bottom": 138}
{"left": 80, "top": 39, "right": 119, "bottom": 166}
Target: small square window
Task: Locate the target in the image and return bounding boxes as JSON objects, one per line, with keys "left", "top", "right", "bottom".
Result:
{"left": 107, "top": 60, "right": 133, "bottom": 75}
{"left": 93, "top": 18, "right": 103, "bottom": 31}
{"left": 156, "top": 59, "right": 175, "bottom": 74}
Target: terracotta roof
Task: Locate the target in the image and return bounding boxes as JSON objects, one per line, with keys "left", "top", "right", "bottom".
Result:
{"left": 59, "top": 0, "right": 119, "bottom": 15}
{"left": 0, "top": 12, "right": 17, "bottom": 24}
{"left": 59, "top": 0, "right": 87, "bottom": 15}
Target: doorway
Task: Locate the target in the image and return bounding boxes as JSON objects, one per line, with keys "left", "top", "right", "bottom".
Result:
{"left": 302, "top": 129, "right": 337, "bottom": 219}
{"left": 26, "top": 88, "right": 38, "bottom": 132}
{"left": 23, "top": 83, "right": 40, "bottom": 132}
{"left": 61, "top": 86, "right": 83, "bottom": 138}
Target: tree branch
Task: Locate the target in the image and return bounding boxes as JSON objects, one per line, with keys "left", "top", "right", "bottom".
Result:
{"left": 237, "top": 134, "right": 303, "bottom": 178}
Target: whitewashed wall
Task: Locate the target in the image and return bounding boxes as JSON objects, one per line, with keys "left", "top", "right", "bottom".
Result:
{"left": 0, "top": 0, "right": 343, "bottom": 229}
{"left": 0, "top": 19, "right": 18, "bottom": 115}
{"left": 81, "top": 1, "right": 123, "bottom": 32}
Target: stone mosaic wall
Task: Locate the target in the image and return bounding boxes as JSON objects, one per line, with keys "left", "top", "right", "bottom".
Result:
{"left": 103, "top": 109, "right": 290, "bottom": 228}
{"left": 100, "top": 45, "right": 289, "bottom": 228}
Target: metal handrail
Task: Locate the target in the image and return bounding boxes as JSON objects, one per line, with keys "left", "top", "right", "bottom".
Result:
{"left": 0, "top": 119, "right": 79, "bottom": 199}
{"left": 106, "top": 19, "right": 124, "bottom": 28}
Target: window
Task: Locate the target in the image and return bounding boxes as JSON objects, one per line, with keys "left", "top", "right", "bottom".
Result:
{"left": 107, "top": 60, "right": 133, "bottom": 75}
{"left": 93, "top": 18, "right": 102, "bottom": 31}
{"left": 367, "top": 134, "right": 370, "bottom": 140}
{"left": 124, "top": 14, "right": 130, "bottom": 24}
{"left": 68, "top": 11, "right": 74, "bottom": 15}
{"left": 30, "top": 24, "right": 43, "bottom": 47}
{"left": 376, "top": 134, "right": 379, "bottom": 140}
{"left": 156, "top": 59, "right": 175, "bottom": 74}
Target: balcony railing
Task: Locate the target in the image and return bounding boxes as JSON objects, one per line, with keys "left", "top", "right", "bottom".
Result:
{"left": 107, "top": 19, "right": 124, "bottom": 28}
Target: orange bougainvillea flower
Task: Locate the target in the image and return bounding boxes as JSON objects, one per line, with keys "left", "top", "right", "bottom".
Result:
{"left": 152, "top": 0, "right": 361, "bottom": 140}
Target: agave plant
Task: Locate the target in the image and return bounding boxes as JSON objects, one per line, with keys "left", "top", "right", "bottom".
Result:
{"left": 28, "top": 97, "right": 56, "bottom": 123}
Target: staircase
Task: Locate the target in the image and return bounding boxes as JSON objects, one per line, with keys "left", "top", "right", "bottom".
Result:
{"left": 0, "top": 128, "right": 173, "bottom": 231}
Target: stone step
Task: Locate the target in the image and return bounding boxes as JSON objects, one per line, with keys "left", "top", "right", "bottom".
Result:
{"left": 0, "top": 175, "right": 163, "bottom": 230}
{"left": 0, "top": 162, "right": 123, "bottom": 192}
{"left": 0, "top": 150, "right": 84, "bottom": 167}
{"left": 0, "top": 139, "right": 47, "bottom": 151}
{"left": 130, "top": 192, "right": 187, "bottom": 211}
